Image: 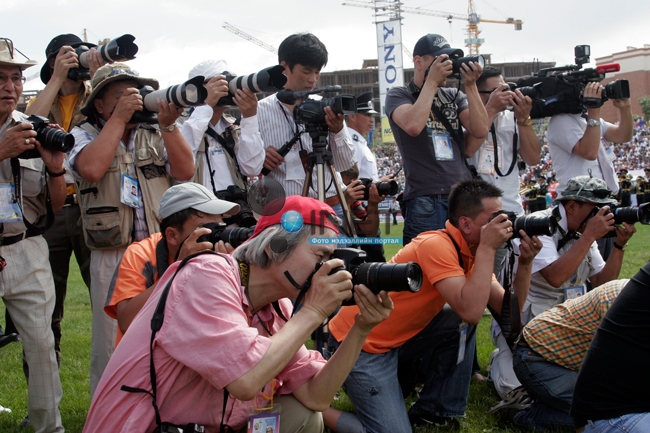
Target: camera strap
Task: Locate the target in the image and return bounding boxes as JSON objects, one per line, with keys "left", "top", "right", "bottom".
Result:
{"left": 552, "top": 205, "right": 582, "bottom": 251}
{"left": 490, "top": 122, "right": 518, "bottom": 177}
{"left": 10, "top": 157, "right": 54, "bottom": 237}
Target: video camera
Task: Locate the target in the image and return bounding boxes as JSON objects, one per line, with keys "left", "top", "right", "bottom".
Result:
{"left": 216, "top": 65, "right": 287, "bottom": 106}
{"left": 491, "top": 210, "right": 558, "bottom": 239}
{"left": 17, "top": 115, "right": 75, "bottom": 159}
{"left": 276, "top": 86, "right": 356, "bottom": 126}
{"left": 196, "top": 222, "right": 255, "bottom": 248}
{"left": 68, "top": 34, "right": 139, "bottom": 82}
{"left": 129, "top": 76, "right": 208, "bottom": 124}
{"left": 358, "top": 178, "right": 398, "bottom": 201}
{"left": 511, "top": 45, "right": 630, "bottom": 118}
{"left": 326, "top": 248, "right": 422, "bottom": 305}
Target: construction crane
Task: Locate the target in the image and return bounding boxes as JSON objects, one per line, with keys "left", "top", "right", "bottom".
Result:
{"left": 342, "top": 0, "right": 523, "bottom": 56}
{"left": 222, "top": 22, "right": 278, "bottom": 55}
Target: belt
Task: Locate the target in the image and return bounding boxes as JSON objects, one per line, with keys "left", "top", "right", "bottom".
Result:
{"left": 0, "top": 232, "right": 27, "bottom": 247}
{"left": 63, "top": 194, "right": 76, "bottom": 207}
{"left": 427, "top": 193, "right": 449, "bottom": 200}
{"left": 515, "top": 333, "right": 530, "bottom": 349}
{"left": 325, "top": 195, "right": 341, "bottom": 207}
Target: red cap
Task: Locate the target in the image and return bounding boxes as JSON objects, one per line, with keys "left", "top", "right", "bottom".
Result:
{"left": 251, "top": 196, "right": 340, "bottom": 239}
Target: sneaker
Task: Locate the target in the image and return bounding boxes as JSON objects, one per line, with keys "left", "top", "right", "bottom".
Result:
{"left": 408, "top": 407, "right": 461, "bottom": 430}
{"left": 487, "top": 386, "right": 534, "bottom": 421}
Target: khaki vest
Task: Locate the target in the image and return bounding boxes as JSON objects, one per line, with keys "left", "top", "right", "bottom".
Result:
{"left": 191, "top": 115, "right": 247, "bottom": 193}
{"left": 76, "top": 122, "right": 170, "bottom": 250}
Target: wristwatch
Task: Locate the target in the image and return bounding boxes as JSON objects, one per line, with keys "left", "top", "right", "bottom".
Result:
{"left": 159, "top": 123, "right": 176, "bottom": 132}
{"left": 613, "top": 242, "right": 628, "bottom": 251}
{"left": 517, "top": 116, "right": 532, "bottom": 126}
{"left": 587, "top": 119, "right": 601, "bottom": 127}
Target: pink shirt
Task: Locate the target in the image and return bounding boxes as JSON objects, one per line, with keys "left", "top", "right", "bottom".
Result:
{"left": 84, "top": 253, "right": 326, "bottom": 432}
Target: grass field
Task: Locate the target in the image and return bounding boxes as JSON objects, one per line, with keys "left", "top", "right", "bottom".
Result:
{"left": 1, "top": 218, "right": 649, "bottom": 432}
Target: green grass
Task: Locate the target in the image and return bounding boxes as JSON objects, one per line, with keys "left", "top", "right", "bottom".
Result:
{"left": 2, "top": 220, "right": 649, "bottom": 432}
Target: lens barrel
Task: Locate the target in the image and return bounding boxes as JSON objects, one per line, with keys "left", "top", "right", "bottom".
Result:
{"left": 351, "top": 262, "right": 422, "bottom": 294}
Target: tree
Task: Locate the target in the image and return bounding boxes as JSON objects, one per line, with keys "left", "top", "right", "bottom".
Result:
{"left": 639, "top": 96, "right": 650, "bottom": 121}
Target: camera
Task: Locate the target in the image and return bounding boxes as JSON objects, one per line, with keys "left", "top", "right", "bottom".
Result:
{"left": 68, "top": 35, "right": 139, "bottom": 82}
{"left": 329, "top": 248, "right": 422, "bottom": 302}
{"left": 506, "top": 82, "right": 537, "bottom": 98}
{"left": 196, "top": 222, "right": 255, "bottom": 248}
{"left": 605, "top": 203, "right": 650, "bottom": 225}
{"left": 358, "top": 178, "right": 398, "bottom": 201}
{"left": 491, "top": 210, "right": 557, "bottom": 239}
{"left": 216, "top": 65, "right": 287, "bottom": 107}
{"left": 276, "top": 86, "right": 357, "bottom": 126}
{"left": 514, "top": 45, "right": 630, "bottom": 118}
{"left": 129, "top": 76, "right": 208, "bottom": 124}
{"left": 17, "top": 115, "right": 75, "bottom": 159}
{"left": 216, "top": 185, "right": 256, "bottom": 228}
{"left": 426, "top": 50, "right": 485, "bottom": 79}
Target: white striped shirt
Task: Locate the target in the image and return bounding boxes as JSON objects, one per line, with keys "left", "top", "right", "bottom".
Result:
{"left": 257, "top": 93, "right": 356, "bottom": 198}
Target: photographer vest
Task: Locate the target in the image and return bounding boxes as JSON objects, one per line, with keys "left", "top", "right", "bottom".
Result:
{"left": 76, "top": 122, "right": 170, "bottom": 250}
{"left": 192, "top": 114, "right": 247, "bottom": 194}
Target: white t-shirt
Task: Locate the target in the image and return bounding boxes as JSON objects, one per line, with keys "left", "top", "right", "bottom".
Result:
{"left": 546, "top": 113, "right": 614, "bottom": 196}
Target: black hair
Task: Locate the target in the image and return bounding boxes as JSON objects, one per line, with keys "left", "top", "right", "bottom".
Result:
{"left": 448, "top": 179, "right": 503, "bottom": 227}
{"left": 278, "top": 33, "right": 328, "bottom": 71}
{"left": 476, "top": 66, "right": 503, "bottom": 90}
{"left": 160, "top": 208, "right": 203, "bottom": 239}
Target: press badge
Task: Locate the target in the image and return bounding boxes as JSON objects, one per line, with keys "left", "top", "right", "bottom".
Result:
{"left": 285, "top": 146, "right": 305, "bottom": 181}
{"left": 564, "top": 285, "right": 585, "bottom": 300}
{"left": 456, "top": 322, "right": 468, "bottom": 365}
{"left": 0, "top": 182, "right": 22, "bottom": 223}
{"left": 477, "top": 144, "right": 502, "bottom": 175}
{"left": 121, "top": 174, "right": 140, "bottom": 209}
{"left": 248, "top": 381, "right": 281, "bottom": 433}
{"left": 433, "top": 133, "right": 454, "bottom": 161}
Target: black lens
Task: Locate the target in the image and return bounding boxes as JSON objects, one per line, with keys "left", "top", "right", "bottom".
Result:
{"left": 452, "top": 55, "right": 485, "bottom": 75}
{"left": 610, "top": 204, "right": 650, "bottom": 225}
{"left": 603, "top": 80, "right": 630, "bottom": 100}
{"left": 351, "top": 261, "right": 422, "bottom": 294}
{"left": 36, "top": 125, "right": 75, "bottom": 153}
{"left": 220, "top": 227, "right": 255, "bottom": 248}
{"left": 196, "top": 222, "right": 226, "bottom": 244}
{"left": 513, "top": 215, "right": 557, "bottom": 238}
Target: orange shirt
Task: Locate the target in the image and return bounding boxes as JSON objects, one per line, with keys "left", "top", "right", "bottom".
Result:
{"left": 329, "top": 221, "right": 477, "bottom": 354}
{"left": 105, "top": 232, "right": 172, "bottom": 345}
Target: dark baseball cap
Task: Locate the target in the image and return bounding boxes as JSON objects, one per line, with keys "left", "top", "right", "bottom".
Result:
{"left": 413, "top": 34, "right": 463, "bottom": 58}
{"left": 40, "top": 34, "right": 96, "bottom": 84}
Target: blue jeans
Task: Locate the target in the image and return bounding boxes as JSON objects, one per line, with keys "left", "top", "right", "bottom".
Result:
{"left": 583, "top": 413, "right": 650, "bottom": 433}
{"left": 512, "top": 345, "right": 576, "bottom": 432}
{"left": 403, "top": 195, "right": 448, "bottom": 245}
{"left": 330, "top": 306, "right": 476, "bottom": 433}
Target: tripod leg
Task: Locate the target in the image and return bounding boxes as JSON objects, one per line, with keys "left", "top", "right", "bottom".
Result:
{"left": 327, "top": 164, "right": 357, "bottom": 237}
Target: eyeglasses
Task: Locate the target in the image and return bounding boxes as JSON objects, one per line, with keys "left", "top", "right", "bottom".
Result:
{"left": 479, "top": 86, "right": 499, "bottom": 95}
{"left": 0, "top": 74, "right": 26, "bottom": 87}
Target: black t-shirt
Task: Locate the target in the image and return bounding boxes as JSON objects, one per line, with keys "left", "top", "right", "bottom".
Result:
{"left": 386, "top": 84, "right": 470, "bottom": 201}
{"left": 571, "top": 263, "right": 650, "bottom": 427}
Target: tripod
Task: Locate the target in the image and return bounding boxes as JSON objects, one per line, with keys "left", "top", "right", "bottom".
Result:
{"left": 301, "top": 125, "right": 357, "bottom": 237}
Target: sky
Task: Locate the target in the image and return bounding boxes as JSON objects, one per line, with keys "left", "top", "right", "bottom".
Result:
{"left": 3, "top": 0, "right": 648, "bottom": 91}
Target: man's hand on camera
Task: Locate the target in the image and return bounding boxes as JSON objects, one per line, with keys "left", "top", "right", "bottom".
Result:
{"left": 460, "top": 61, "right": 483, "bottom": 86}
{"left": 486, "top": 84, "right": 514, "bottom": 114}
{"left": 582, "top": 82, "right": 603, "bottom": 114}
{"left": 582, "top": 206, "right": 615, "bottom": 241}
{"left": 425, "top": 54, "right": 453, "bottom": 87}
{"left": 112, "top": 88, "right": 143, "bottom": 124}
{"left": 512, "top": 89, "right": 533, "bottom": 121}
{"left": 0, "top": 123, "right": 37, "bottom": 160}
{"left": 517, "top": 232, "right": 541, "bottom": 266}
{"left": 367, "top": 184, "right": 385, "bottom": 205}
{"left": 480, "top": 212, "right": 513, "bottom": 251}
{"left": 301, "top": 259, "right": 353, "bottom": 320}
{"left": 615, "top": 221, "right": 636, "bottom": 246}
{"left": 612, "top": 97, "right": 631, "bottom": 110}
{"left": 50, "top": 46, "right": 79, "bottom": 84}
{"left": 352, "top": 284, "right": 394, "bottom": 334}
{"left": 176, "top": 227, "right": 215, "bottom": 262}
{"left": 344, "top": 179, "right": 365, "bottom": 205}
{"left": 86, "top": 48, "right": 107, "bottom": 79}
{"left": 214, "top": 240, "right": 235, "bottom": 254}
{"left": 324, "top": 106, "right": 344, "bottom": 133}
{"left": 263, "top": 146, "right": 285, "bottom": 172}
{"left": 156, "top": 100, "right": 183, "bottom": 128}
{"left": 204, "top": 75, "right": 229, "bottom": 107}
{"left": 233, "top": 88, "right": 258, "bottom": 118}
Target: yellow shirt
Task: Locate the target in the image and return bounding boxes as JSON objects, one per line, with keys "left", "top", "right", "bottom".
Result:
{"left": 58, "top": 93, "right": 79, "bottom": 131}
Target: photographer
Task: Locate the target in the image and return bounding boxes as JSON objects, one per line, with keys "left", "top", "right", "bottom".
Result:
{"left": 258, "top": 33, "right": 356, "bottom": 208}
{"left": 180, "top": 60, "right": 264, "bottom": 224}
{"left": 386, "top": 34, "right": 489, "bottom": 245}
{"left": 489, "top": 175, "right": 636, "bottom": 409}
{"left": 326, "top": 179, "right": 540, "bottom": 431}
{"left": 546, "top": 81, "right": 633, "bottom": 259}
{"left": 104, "top": 183, "right": 239, "bottom": 345}
{"left": 0, "top": 38, "right": 67, "bottom": 433}
{"left": 83, "top": 196, "right": 393, "bottom": 433}
{"left": 69, "top": 63, "right": 195, "bottom": 395}
{"left": 22, "top": 33, "right": 105, "bottom": 367}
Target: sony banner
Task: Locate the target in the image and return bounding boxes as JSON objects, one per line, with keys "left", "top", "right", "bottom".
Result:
{"left": 376, "top": 19, "right": 403, "bottom": 144}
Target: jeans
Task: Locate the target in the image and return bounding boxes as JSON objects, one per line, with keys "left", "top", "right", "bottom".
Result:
{"left": 330, "top": 306, "right": 475, "bottom": 433}
{"left": 512, "top": 345, "right": 576, "bottom": 432}
{"left": 403, "top": 195, "right": 448, "bottom": 245}
{"left": 583, "top": 413, "right": 650, "bottom": 433}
